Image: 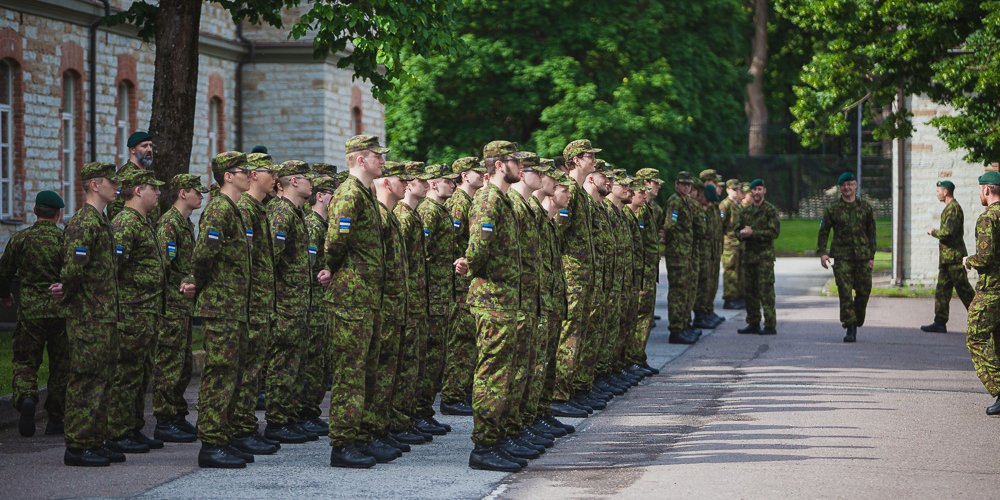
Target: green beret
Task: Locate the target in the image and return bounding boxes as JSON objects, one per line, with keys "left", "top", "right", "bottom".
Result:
{"left": 246, "top": 153, "right": 275, "bottom": 171}
{"left": 837, "top": 172, "right": 856, "bottom": 185}
{"left": 120, "top": 169, "right": 164, "bottom": 190}
{"left": 562, "top": 139, "right": 601, "bottom": 162}
{"left": 171, "top": 173, "right": 209, "bottom": 193}
{"left": 382, "top": 161, "right": 414, "bottom": 181}
{"left": 675, "top": 171, "right": 694, "bottom": 183}
{"left": 312, "top": 177, "right": 338, "bottom": 193}
{"left": 452, "top": 156, "right": 485, "bottom": 174}
{"left": 725, "top": 178, "right": 740, "bottom": 189}
{"left": 425, "top": 163, "right": 459, "bottom": 180}
{"left": 311, "top": 162, "right": 338, "bottom": 177}
{"left": 482, "top": 140, "right": 520, "bottom": 159}
{"left": 276, "top": 160, "right": 310, "bottom": 178}
{"left": 936, "top": 180, "right": 955, "bottom": 191}
{"left": 345, "top": 134, "right": 389, "bottom": 155}
{"left": 213, "top": 151, "right": 247, "bottom": 175}
{"left": 250, "top": 144, "right": 268, "bottom": 154}
{"left": 81, "top": 161, "right": 116, "bottom": 181}
{"left": 978, "top": 171, "right": 1000, "bottom": 185}
{"left": 749, "top": 178, "right": 765, "bottom": 189}
{"left": 704, "top": 183, "right": 720, "bottom": 202}
{"left": 35, "top": 190, "right": 65, "bottom": 209}
{"left": 127, "top": 131, "right": 152, "bottom": 148}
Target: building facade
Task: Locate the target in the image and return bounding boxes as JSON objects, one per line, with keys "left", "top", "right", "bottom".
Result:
{"left": 0, "top": 0, "right": 384, "bottom": 247}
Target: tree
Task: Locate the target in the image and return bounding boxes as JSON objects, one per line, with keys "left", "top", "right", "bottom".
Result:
{"left": 384, "top": 0, "right": 748, "bottom": 181}
{"left": 774, "top": 0, "right": 997, "bottom": 163}
{"left": 746, "top": 0, "right": 769, "bottom": 156}
{"left": 106, "top": 0, "right": 461, "bottom": 188}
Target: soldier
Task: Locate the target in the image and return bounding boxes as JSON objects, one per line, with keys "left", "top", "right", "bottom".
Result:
{"left": 51, "top": 162, "right": 121, "bottom": 466}
{"left": 640, "top": 168, "right": 665, "bottom": 326}
{"left": 192, "top": 151, "right": 254, "bottom": 468}
{"left": 108, "top": 131, "right": 159, "bottom": 222}
{"left": 963, "top": 171, "right": 1000, "bottom": 415}
{"left": 624, "top": 179, "right": 659, "bottom": 375}
{"left": 440, "top": 156, "right": 485, "bottom": 416}
{"left": 153, "top": 174, "right": 205, "bottom": 443}
{"left": 693, "top": 170, "right": 725, "bottom": 329}
{"left": 921, "top": 180, "right": 974, "bottom": 333}
{"left": 662, "top": 172, "right": 699, "bottom": 344}
{"left": 720, "top": 179, "right": 744, "bottom": 310}
{"left": 453, "top": 140, "right": 525, "bottom": 472}
{"left": 818, "top": 172, "right": 876, "bottom": 343}
{"left": 604, "top": 173, "right": 644, "bottom": 384}
{"left": 417, "top": 163, "right": 460, "bottom": 432}
{"left": 264, "top": 160, "right": 316, "bottom": 450}
{"left": 0, "top": 191, "right": 67, "bottom": 438}
{"left": 324, "top": 135, "right": 387, "bottom": 469}
{"left": 107, "top": 169, "right": 166, "bottom": 454}
{"left": 741, "top": 182, "right": 753, "bottom": 207}
{"left": 735, "top": 179, "right": 780, "bottom": 335}
{"left": 550, "top": 139, "right": 599, "bottom": 419}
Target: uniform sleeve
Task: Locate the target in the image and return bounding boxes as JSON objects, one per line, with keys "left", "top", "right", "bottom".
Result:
{"left": 932, "top": 204, "right": 959, "bottom": 241}
{"left": 0, "top": 233, "right": 20, "bottom": 298}
{"left": 60, "top": 219, "right": 90, "bottom": 301}
{"left": 752, "top": 206, "right": 780, "bottom": 242}
{"left": 865, "top": 205, "right": 877, "bottom": 260}
{"left": 269, "top": 205, "right": 290, "bottom": 258}
{"left": 965, "top": 213, "right": 995, "bottom": 269}
{"left": 817, "top": 205, "right": 833, "bottom": 255}
{"left": 192, "top": 206, "right": 224, "bottom": 291}
{"left": 465, "top": 192, "right": 499, "bottom": 276}
{"left": 112, "top": 216, "right": 135, "bottom": 262}
{"left": 324, "top": 190, "right": 360, "bottom": 273}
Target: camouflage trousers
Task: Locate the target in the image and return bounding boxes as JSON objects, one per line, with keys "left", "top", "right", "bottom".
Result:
{"left": 196, "top": 318, "right": 246, "bottom": 445}
{"left": 538, "top": 309, "right": 565, "bottom": 417}
{"left": 554, "top": 272, "right": 593, "bottom": 401}
{"left": 595, "top": 288, "right": 624, "bottom": 375}
{"left": 266, "top": 316, "right": 305, "bottom": 427}
{"left": 667, "top": 263, "right": 695, "bottom": 332}
{"left": 506, "top": 312, "right": 541, "bottom": 433}
{"left": 391, "top": 314, "right": 426, "bottom": 432}
{"left": 934, "top": 263, "right": 975, "bottom": 325}
{"left": 64, "top": 319, "right": 116, "bottom": 449}
{"left": 417, "top": 308, "right": 453, "bottom": 418}
{"left": 327, "top": 308, "right": 379, "bottom": 447}
{"left": 298, "top": 315, "right": 328, "bottom": 420}
{"left": 441, "top": 302, "right": 477, "bottom": 405}
{"left": 153, "top": 315, "right": 192, "bottom": 420}
{"left": 470, "top": 307, "right": 519, "bottom": 446}
{"left": 235, "top": 319, "right": 270, "bottom": 435}
{"left": 363, "top": 298, "right": 404, "bottom": 438}
{"left": 743, "top": 259, "right": 776, "bottom": 329}
{"left": 695, "top": 250, "right": 722, "bottom": 315}
{"left": 832, "top": 259, "right": 872, "bottom": 328}
{"left": 11, "top": 317, "right": 67, "bottom": 419}
{"left": 966, "top": 286, "right": 1000, "bottom": 397}
{"left": 722, "top": 239, "right": 742, "bottom": 301}
{"left": 628, "top": 288, "right": 654, "bottom": 366}
{"left": 615, "top": 288, "right": 639, "bottom": 371}
{"left": 109, "top": 311, "right": 156, "bottom": 439}
{"left": 575, "top": 287, "right": 609, "bottom": 393}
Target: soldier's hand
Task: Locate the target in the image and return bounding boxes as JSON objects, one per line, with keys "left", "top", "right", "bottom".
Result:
{"left": 0, "top": 295, "right": 12, "bottom": 308}
{"left": 820, "top": 255, "right": 830, "bottom": 269}
{"left": 454, "top": 257, "right": 469, "bottom": 275}
{"left": 180, "top": 283, "right": 196, "bottom": 299}
{"left": 49, "top": 282, "right": 64, "bottom": 299}
{"left": 927, "top": 228, "right": 935, "bottom": 236}
{"left": 964, "top": 256, "right": 971, "bottom": 270}
{"left": 739, "top": 226, "right": 753, "bottom": 238}
{"left": 317, "top": 270, "right": 332, "bottom": 287}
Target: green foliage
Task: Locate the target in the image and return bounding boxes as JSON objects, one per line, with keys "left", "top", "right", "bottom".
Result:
{"left": 384, "top": 0, "right": 749, "bottom": 179}
{"left": 775, "top": 0, "right": 1000, "bottom": 163}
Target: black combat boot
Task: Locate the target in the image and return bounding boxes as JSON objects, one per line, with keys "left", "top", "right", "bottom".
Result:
{"left": 550, "top": 401, "right": 588, "bottom": 418}
{"left": 440, "top": 400, "right": 474, "bottom": 416}
{"left": 198, "top": 444, "right": 247, "bottom": 469}
{"left": 920, "top": 321, "right": 947, "bottom": 333}
{"left": 469, "top": 445, "right": 523, "bottom": 472}
{"left": 500, "top": 436, "right": 541, "bottom": 459}
{"left": 737, "top": 323, "right": 761, "bottom": 335}
{"left": 231, "top": 433, "right": 279, "bottom": 455}
{"left": 106, "top": 435, "right": 150, "bottom": 453}
{"left": 264, "top": 423, "right": 309, "bottom": 444}
{"left": 415, "top": 417, "right": 448, "bottom": 436}
{"left": 669, "top": 329, "right": 697, "bottom": 344}
{"left": 155, "top": 417, "right": 197, "bottom": 443}
{"left": 131, "top": 430, "right": 164, "bottom": 449}
{"left": 95, "top": 444, "right": 126, "bottom": 463}
{"left": 843, "top": 326, "right": 857, "bottom": 343}
{"left": 986, "top": 396, "right": 1000, "bottom": 416}
{"left": 18, "top": 396, "right": 36, "bottom": 437}
{"left": 363, "top": 439, "right": 401, "bottom": 463}
{"left": 44, "top": 417, "right": 64, "bottom": 435}
{"left": 64, "top": 447, "right": 110, "bottom": 467}
{"left": 330, "top": 443, "right": 376, "bottom": 469}
{"left": 760, "top": 326, "right": 777, "bottom": 335}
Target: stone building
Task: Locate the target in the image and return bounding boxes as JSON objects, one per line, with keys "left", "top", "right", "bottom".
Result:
{"left": 0, "top": 0, "right": 384, "bottom": 247}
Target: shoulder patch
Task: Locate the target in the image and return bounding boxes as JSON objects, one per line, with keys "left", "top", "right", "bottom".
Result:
{"left": 275, "top": 231, "right": 287, "bottom": 241}
{"left": 338, "top": 217, "right": 351, "bottom": 234}
{"left": 166, "top": 241, "right": 177, "bottom": 259}
{"left": 245, "top": 228, "right": 254, "bottom": 238}
{"left": 206, "top": 229, "right": 221, "bottom": 241}
{"left": 74, "top": 247, "right": 88, "bottom": 257}
{"left": 308, "top": 245, "right": 318, "bottom": 255}
{"left": 481, "top": 222, "right": 494, "bottom": 233}
{"left": 671, "top": 211, "right": 679, "bottom": 222}
{"left": 559, "top": 209, "right": 570, "bottom": 218}
{"left": 423, "top": 228, "right": 430, "bottom": 237}
{"left": 452, "top": 219, "right": 461, "bottom": 228}
{"left": 115, "top": 245, "right": 124, "bottom": 256}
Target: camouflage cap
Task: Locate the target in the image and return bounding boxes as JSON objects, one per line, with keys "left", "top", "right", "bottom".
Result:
{"left": 562, "top": 139, "right": 602, "bottom": 161}
{"left": 213, "top": 151, "right": 247, "bottom": 175}
{"left": 311, "top": 162, "right": 338, "bottom": 177}
{"left": 171, "top": 173, "right": 209, "bottom": 193}
{"left": 452, "top": 156, "right": 485, "bottom": 174}
{"left": 741, "top": 182, "right": 751, "bottom": 193}
{"left": 382, "top": 161, "right": 414, "bottom": 181}
{"left": 334, "top": 171, "right": 349, "bottom": 184}
{"left": 425, "top": 163, "right": 459, "bottom": 180}
{"left": 629, "top": 179, "right": 647, "bottom": 191}
{"left": 593, "top": 159, "right": 613, "bottom": 173}
{"left": 312, "top": 177, "right": 338, "bottom": 193}
{"left": 675, "top": 171, "right": 694, "bottom": 184}
{"left": 120, "top": 168, "right": 165, "bottom": 190}
{"left": 634, "top": 167, "right": 663, "bottom": 183}
{"left": 699, "top": 169, "right": 720, "bottom": 182}
{"left": 276, "top": 160, "right": 310, "bottom": 178}
{"left": 81, "top": 161, "right": 116, "bottom": 181}
{"left": 345, "top": 134, "right": 389, "bottom": 155}
{"left": 725, "top": 178, "right": 740, "bottom": 189}
{"left": 247, "top": 152, "right": 275, "bottom": 171}
{"left": 482, "top": 140, "right": 520, "bottom": 159}
{"left": 519, "top": 152, "right": 540, "bottom": 168}
{"left": 403, "top": 161, "right": 432, "bottom": 180}
{"left": 549, "top": 169, "right": 576, "bottom": 187}
{"left": 540, "top": 158, "right": 555, "bottom": 170}
{"left": 692, "top": 177, "right": 705, "bottom": 190}
{"left": 614, "top": 174, "right": 634, "bottom": 186}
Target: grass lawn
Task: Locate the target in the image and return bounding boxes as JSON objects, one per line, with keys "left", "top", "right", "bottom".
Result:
{"left": 776, "top": 217, "right": 892, "bottom": 256}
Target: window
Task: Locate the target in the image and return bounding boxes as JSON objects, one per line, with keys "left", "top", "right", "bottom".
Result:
{"left": 0, "top": 61, "right": 12, "bottom": 218}
{"left": 208, "top": 97, "right": 222, "bottom": 160}
{"left": 116, "top": 82, "right": 132, "bottom": 165}
{"left": 61, "top": 73, "right": 78, "bottom": 214}
{"left": 352, "top": 106, "right": 363, "bottom": 135}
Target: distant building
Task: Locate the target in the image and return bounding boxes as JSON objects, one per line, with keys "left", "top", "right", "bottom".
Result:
{"left": 0, "top": 0, "right": 384, "bottom": 246}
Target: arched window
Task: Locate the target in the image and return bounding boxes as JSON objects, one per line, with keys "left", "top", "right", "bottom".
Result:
{"left": 208, "top": 96, "right": 223, "bottom": 160}
{"left": 61, "top": 72, "right": 80, "bottom": 215}
{"left": 352, "top": 106, "right": 363, "bottom": 135}
{"left": 0, "top": 60, "right": 13, "bottom": 218}
{"left": 116, "top": 81, "right": 133, "bottom": 165}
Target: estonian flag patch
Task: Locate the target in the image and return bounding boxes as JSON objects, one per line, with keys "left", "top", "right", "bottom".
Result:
{"left": 481, "top": 223, "right": 494, "bottom": 233}
{"left": 559, "top": 209, "right": 570, "bottom": 218}
{"left": 275, "top": 231, "right": 287, "bottom": 241}
{"left": 338, "top": 217, "right": 351, "bottom": 234}
{"left": 207, "top": 230, "right": 221, "bottom": 240}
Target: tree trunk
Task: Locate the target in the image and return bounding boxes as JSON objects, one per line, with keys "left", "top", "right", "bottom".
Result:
{"left": 746, "top": 0, "right": 769, "bottom": 157}
{"left": 149, "top": 0, "right": 202, "bottom": 209}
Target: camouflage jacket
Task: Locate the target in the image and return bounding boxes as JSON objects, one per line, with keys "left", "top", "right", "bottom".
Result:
{"left": 379, "top": 202, "right": 408, "bottom": 308}
{"left": 662, "top": 193, "right": 693, "bottom": 261}
{"left": 591, "top": 198, "right": 613, "bottom": 292}
{"left": 324, "top": 175, "right": 385, "bottom": 316}
{"left": 192, "top": 193, "right": 251, "bottom": 320}
{"left": 531, "top": 196, "right": 565, "bottom": 316}
{"left": 61, "top": 204, "right": 119, "bottom": 322}
{"left": 690, "top": 198, "right": 707, "bottom": 262}
{"left": 705, "top": 200, "right": 723, "bottom": 258}
{"left": 108, "top": 161, "right": 161, "bottom": 223}
{"left": 238, "top": 193, "right": 276, "bottom": 324}
{"left": 418, "top": 198, "right": 457, "bottom": 316}
{"left": 817, "top": 197, "right": 876, "bottom": 261}
{"left": 465, "top": 183, "right": 521, "bottom": 311}
{"left": 719, "top": 197, "right": 741, "bottom": 246}
{"left": 112, "top": 206, "right": 166, "bottom": 313}
{"left": 931, "top": 199, "right": 967, "bottom": 264}
{"left": 447, "top": 188, "right": 474, "bottom": 302}
{"left": 637, "top": 204, "right": 659, "bottom": 285}
{"left": 304, "top": 208, "right": 328, "bottom": 318}
{"left": 509, "top": 189, "right": 542, "bottom": 315}
{"left": 0, "top": 220, "right": 64, "bottom": 320}
{"left": 624, "top": 206, "right": 644, "bottom": 290}
{"left": 157, "top": 206, "right": 196, "bottom": 319}
{"left": 556, "top": 182, "right": 595, "bottom": 277}
{"left": 966, "top": 202, "right": 1000, "bottom": 289}
{"left": 604, "top": 201, "right": 627, "bottom": 292}
{"left": 736, "top": 201, "right": 781, "bottom": 263}
{"left": 269, "top": 196, "right": 311, "bottom": 318}
{"left": 395, "top": 202, "right": 428, "bottom": 318}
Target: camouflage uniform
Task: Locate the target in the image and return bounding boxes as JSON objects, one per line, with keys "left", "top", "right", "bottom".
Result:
{"left": 553, "top": 182, "right": 595, "bottom": 401}
{"left": 62, "top": 170, "right": 120, "bottom": 450}
{"left": 108, "top": 161, "right": 161, "bottom": 223}
{"left": 662, "top": 191, "right": 694, "bottom": 332}
{"left": 534, "top": 196, "right": 567, "bottom": 417}
{"left": 441, "top": 187, "right": 477, "bottom": 406}
{"left": 965, "top": 201, "right": 1000, "bottom": 397}
{"left": 931, "top": 199, "right": 974, "bottom": 324}
{"left": 155, "top": 204, "right": 197, "bottom": 421}
{"left": 506, "top": 188, "right": 542, "bottom": 435}
{"left": 695, "top": 196, "right": 723, "bottom": 317}
{"left": 817, "top": 197, "right": 876, "bottom": 328}
{"left": 466, "top": 183, "right": 521, "bottom": 446}
{"left": 628, "top": 202, "right": 658, "bottom": 365}
{"left": 393, "top": 199, "right": 428, "bottom": 423}
{"left": 576, "top": 194, "right": 610, "bottom": 394}
{"left": 621, "top": 204, "right": 644, "bottom": 367}
{"left": 324, "top": 174, "right": 385, "bottom": 447}
{"left": 719, "top": 196, "right": 742, "bottom": 302}
{"left": 302, "top": 208, "right": 329, "bottom": 421}
{"left": 604, "top": 201, "right": 632, "bottom": 374}
{"left": 736, "top": 201, "right": 780, "bottom": 329}
{"left": 0, "top": 218, "right": 67, "bottom": 421}
{"left": 417, "top": 194, "right": 457, "bottom": 418}
{"left": 193, "top": 154, "right": 252, "bottom": 446}
{"left": 110, "top": 198, "right": 167, "bottom": 440}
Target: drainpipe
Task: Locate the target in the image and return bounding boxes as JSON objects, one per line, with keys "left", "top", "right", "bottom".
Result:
{"left": 235, "top": 23, "right": 255, "bottom": 152}
{"left": 88, "top": 0, "right": 111, "bottom": 162}
{"left": 892, "top": 89, "right": 906, "bottom": 286}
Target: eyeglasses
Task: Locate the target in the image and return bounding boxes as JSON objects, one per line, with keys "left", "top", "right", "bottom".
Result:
{"left": 228, "top": 168, "right": 249, "bottom": 176}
